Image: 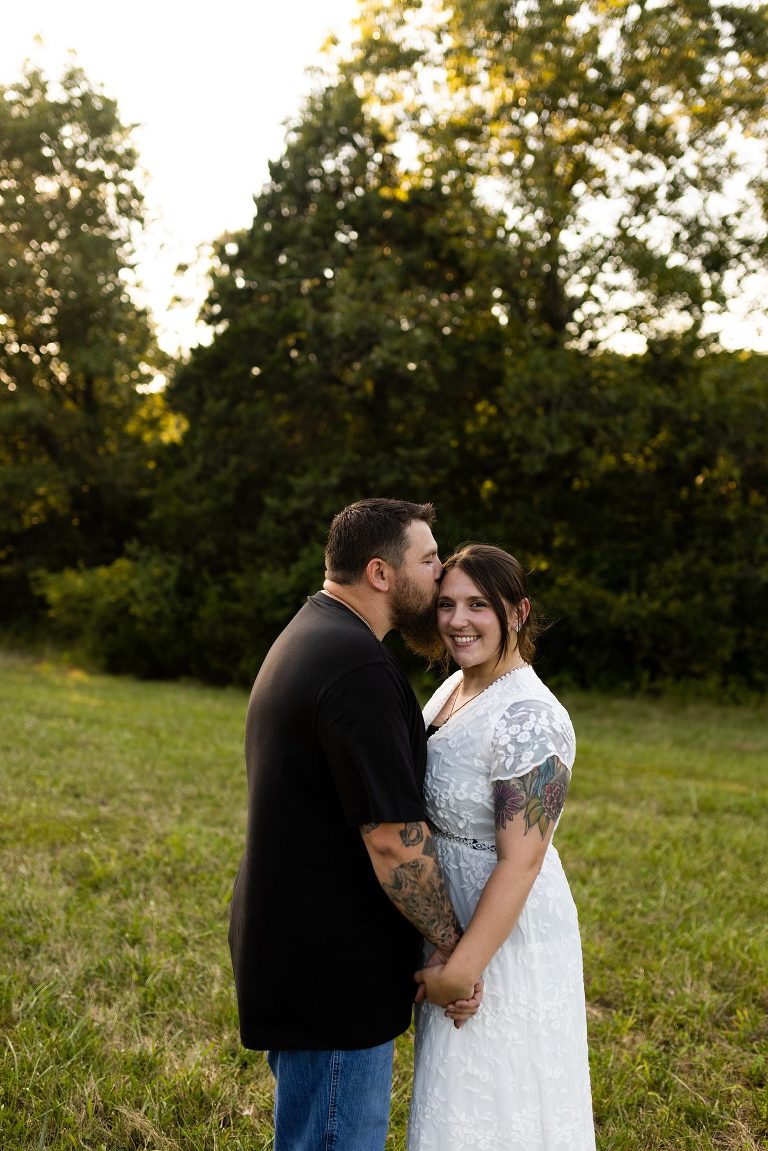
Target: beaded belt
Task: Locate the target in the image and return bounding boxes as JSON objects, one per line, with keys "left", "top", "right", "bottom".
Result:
{"left": 427, "top": 817, "right": 496, "bottom": 853}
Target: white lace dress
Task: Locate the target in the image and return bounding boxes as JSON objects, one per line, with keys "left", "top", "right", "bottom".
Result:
{"left": 407, "top": 665, "right": 596, "bottom": 1151}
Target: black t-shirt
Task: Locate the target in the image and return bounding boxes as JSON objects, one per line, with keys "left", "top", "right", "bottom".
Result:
{"left": 228, "top": 592, "right": 428, "bottom": 1050}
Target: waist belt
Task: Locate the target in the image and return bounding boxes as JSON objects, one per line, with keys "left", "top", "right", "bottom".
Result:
{"left": 427, "top": 817, "right": 496, "bottom": 853}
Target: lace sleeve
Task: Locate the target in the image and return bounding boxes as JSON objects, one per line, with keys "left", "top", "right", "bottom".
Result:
{"left": 490, "top": 698, "right": 576, "bottom": 782}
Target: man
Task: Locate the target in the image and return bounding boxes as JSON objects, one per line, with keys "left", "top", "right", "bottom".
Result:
{"left": 228, "top": 498, "right": 478, "bottom": 1151}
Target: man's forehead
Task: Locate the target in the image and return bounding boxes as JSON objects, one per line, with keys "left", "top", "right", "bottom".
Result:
{"left": 406, "top": 519, "right": 438, "bottom": 553}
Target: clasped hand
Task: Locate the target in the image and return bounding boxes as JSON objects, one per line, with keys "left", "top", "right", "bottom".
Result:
{"left": 414, "top": 950, "right": 483, "bottom": 1029}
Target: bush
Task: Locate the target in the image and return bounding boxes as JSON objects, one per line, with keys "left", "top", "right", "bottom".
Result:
{"left": 33, "top": 546, "right": 189, "bottom": 678}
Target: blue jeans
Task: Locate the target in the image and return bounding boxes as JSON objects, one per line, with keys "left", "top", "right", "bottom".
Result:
{"left": 267, "top": 1042, "right": 394, "bottom": 1151}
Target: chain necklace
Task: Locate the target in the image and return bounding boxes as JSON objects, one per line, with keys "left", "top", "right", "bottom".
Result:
{"left": 446, "top": 663, "right": 527, "bottom": 720}
{"left": 321, "top": 589, "right": 377, "bottom": 636}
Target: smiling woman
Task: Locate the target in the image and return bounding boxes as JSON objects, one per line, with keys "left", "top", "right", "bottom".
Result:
{"left": 410, "top": 543, "right": 595, "bottom": 1151}
{"left": 434, "top": 544, "right": 540, "bottom": 705}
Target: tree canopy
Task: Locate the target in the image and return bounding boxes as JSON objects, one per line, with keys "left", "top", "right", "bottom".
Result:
{"left": 0, "top": 63, "right": 162, "bottom": 618}
{"left": 6, "top": 13, "right": 768, "bottom": 692}
{"left": 349, "top": 0, "right": 768, "bottom": 351}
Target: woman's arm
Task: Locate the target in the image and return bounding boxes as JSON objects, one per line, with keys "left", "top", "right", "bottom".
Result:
{"left": 415, "top": 755, "right": 570, "bottom": 1005}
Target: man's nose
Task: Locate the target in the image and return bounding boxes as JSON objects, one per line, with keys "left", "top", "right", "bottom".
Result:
{"left": 433, "top": 558, "right": 443, "bottom": 579}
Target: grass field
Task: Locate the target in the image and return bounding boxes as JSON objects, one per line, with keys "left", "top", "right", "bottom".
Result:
{"left": 0, "top": 649, "right": 766, "bottom": 1150}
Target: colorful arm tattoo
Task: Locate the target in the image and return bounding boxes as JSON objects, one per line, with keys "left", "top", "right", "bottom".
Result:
{"left": 493, "top": 755, "right": 570, "bottom": 840}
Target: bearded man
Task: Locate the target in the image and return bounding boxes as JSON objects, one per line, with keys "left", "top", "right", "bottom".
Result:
{"left": 228, "top": 498, "right": 480, "bottom": 1151}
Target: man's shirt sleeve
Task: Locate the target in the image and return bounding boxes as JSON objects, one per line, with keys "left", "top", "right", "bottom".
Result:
{"left": 315, "top": 660, "right": 426, "bottom": 827}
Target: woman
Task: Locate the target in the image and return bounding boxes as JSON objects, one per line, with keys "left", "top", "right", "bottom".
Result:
{"left": 408, "top": 545, "right": 595, "bottom": 1151}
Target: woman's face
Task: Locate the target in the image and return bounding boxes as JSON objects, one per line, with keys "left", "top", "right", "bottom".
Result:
{"left": 437, "top": 567, "right": 509, "bottom": 676}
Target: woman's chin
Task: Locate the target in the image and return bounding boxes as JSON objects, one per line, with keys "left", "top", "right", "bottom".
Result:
{"left": 444, "top": 640, "right": 480, "bottom": 666}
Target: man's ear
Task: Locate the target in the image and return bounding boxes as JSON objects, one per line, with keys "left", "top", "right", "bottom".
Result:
{"left": 365, "top": 556, "right": 391, "bottom": 592}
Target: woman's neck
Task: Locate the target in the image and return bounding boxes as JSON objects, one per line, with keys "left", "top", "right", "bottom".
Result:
{"left": 460, "top": 651, "right": 524, "bottom": 692}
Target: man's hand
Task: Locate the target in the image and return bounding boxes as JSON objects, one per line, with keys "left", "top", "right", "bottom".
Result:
{"left": 414, "top": 952, "right": 484, "bottom": 1028}
{"left": 413, "top": 945, "right": 445, "bottom": 1004}
{"left": 415, "top": 962, "right": 474, "bottom": 1007}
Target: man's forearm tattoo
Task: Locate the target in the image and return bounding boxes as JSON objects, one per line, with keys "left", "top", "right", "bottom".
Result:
{"left": 399, "top": 822, "right": 424, "bottom": 848}
{"left": 381, "top": 849, "right": 461, "bottom": 953}
{"left": 363, "top": 821, "right": 460, "bottom": 951}
{"left": 494, "top": 755, "right": 570, "bottom": 839}
{"left": 421, "top": 834, "right": 437, "bottom": 860}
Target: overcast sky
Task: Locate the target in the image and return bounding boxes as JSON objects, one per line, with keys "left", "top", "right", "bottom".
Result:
{"left": 1, "top": 1, "right": 361, "bottom": 353}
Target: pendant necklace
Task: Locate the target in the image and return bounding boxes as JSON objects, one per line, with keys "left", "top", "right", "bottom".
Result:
{"left": 447, "top": 663, "right": 526, "bottom": 720}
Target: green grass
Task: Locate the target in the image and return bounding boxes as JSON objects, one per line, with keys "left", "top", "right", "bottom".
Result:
{"left": 0, "top": 650, "right": 766, "bottom": 1150}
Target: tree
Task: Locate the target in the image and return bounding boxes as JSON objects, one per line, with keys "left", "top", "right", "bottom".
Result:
{"left": 334, "top": 0, "right": 768, "bottom": 689}
{"left": 153, "top": 77, "right": 517, "bottom": 680}
{"left": 151, "top": 36, "right": 767, "bottom": 688}
{"left": 462, "top": 344, "right": 768, "bottom": 688}
{"left": 349, "top": 0, "right": 768, "bottom": 351}
{"left": 39, "top": 9, "right": 765, "bottom": 690}
{"left": 0, "top": 62, "right": 161, "bottom": 620}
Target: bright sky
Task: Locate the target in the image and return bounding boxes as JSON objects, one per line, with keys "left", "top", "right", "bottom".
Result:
{"left": 2, "top": 1, "right": 766, "bottom": 356}
{"left": 0, "top": 1, "right": 361, "bottom": 355}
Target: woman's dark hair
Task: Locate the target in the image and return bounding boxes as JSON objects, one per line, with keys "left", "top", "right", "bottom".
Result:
{"left": 441, "top": 544, "right": 540, "bottom": 666}
{"left": 325, "top": 498, "right": 435, "bottom": 584}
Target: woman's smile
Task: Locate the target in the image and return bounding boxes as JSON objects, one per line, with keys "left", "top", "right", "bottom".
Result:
{"left": 438, "top": 568, "right": 507, "bottom": 678}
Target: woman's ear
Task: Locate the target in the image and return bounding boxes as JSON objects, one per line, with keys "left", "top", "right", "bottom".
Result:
{"left": 513, "top": 597, "right": 531, "bottom": 631}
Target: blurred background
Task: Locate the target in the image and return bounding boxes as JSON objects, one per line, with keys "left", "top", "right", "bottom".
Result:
{"left": 2, "top": 0, "right": 767, "bottom": 692}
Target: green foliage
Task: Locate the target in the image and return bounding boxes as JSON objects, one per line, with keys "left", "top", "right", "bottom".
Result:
{"left": 1, "top": 653, "right": 766, "bottom": 1149}
{"left": 471, "top": 346, "right": 768, "bottom": 689}
{"left": 145, "top": 77, "right": 516, "bottom": 681}
{"left": 132, "top": 39, "right": 767, "bottom": 689}
{"left": 33, "top": 545, "right": 188, "bottom": 677}
{"left": 0, "top": 63, "right": 163, "bottom": 619}
{"left": 2, "top": 19, "right": 766, "bottom": 692}
{"left": 352, "top": 0, "right": 768, "bottom": 349}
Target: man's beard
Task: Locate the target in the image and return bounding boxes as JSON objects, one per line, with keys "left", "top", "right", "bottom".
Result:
{"left": 390, "top": 574, "right": 445, "bottom": 664}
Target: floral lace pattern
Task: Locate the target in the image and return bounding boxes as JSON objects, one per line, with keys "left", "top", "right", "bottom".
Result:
{"left": 491, "top": 700, "right": 575, "bottom": 780}
{"left": 408, "top": 667, "right": 595, "bottom": 1151}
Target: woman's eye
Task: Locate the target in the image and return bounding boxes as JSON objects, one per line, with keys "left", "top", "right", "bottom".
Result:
{"left": 471, "top": 601, "right": 487, "bottom": 609}
{"left": 437, "top": 601, "right": 452, "bottom": 609}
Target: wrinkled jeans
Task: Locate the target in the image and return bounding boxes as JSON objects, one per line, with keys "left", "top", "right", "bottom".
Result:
{"left": 267, "top": 1042, "right": 394, "bottom": 1151}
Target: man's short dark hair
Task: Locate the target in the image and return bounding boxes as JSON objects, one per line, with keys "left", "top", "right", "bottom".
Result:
{"left": 325, "top": 498, "right": 436, "bottom": 584}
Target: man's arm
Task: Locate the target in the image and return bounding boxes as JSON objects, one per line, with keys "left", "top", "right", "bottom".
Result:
{"left": 360, "top": 820, "right": 462, "bottom": 957}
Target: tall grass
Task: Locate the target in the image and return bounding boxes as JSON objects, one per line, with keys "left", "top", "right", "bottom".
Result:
{"left": 0, "top": 651, "right": 765, "bottom": 1149}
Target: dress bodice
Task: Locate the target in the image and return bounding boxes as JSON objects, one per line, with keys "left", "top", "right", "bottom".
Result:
{"left": 422, "top": 665, "right": 576, "bottom": 847}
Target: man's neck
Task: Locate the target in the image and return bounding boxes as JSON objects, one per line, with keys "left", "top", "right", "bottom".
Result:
{"left": 321, "top": 580, "right": 389, "bottom": 641}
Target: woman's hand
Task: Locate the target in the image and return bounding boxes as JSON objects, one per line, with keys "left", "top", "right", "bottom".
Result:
{"left": 443, "top": 981, "right": 483, "bottom": 1027}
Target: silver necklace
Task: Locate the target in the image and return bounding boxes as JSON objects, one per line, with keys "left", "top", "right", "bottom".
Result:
{"left": 446, "top": 663, "right": 527, "bottom": 720}
{"left": 321, "top": 589, "right": 376, "bottom": 635}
